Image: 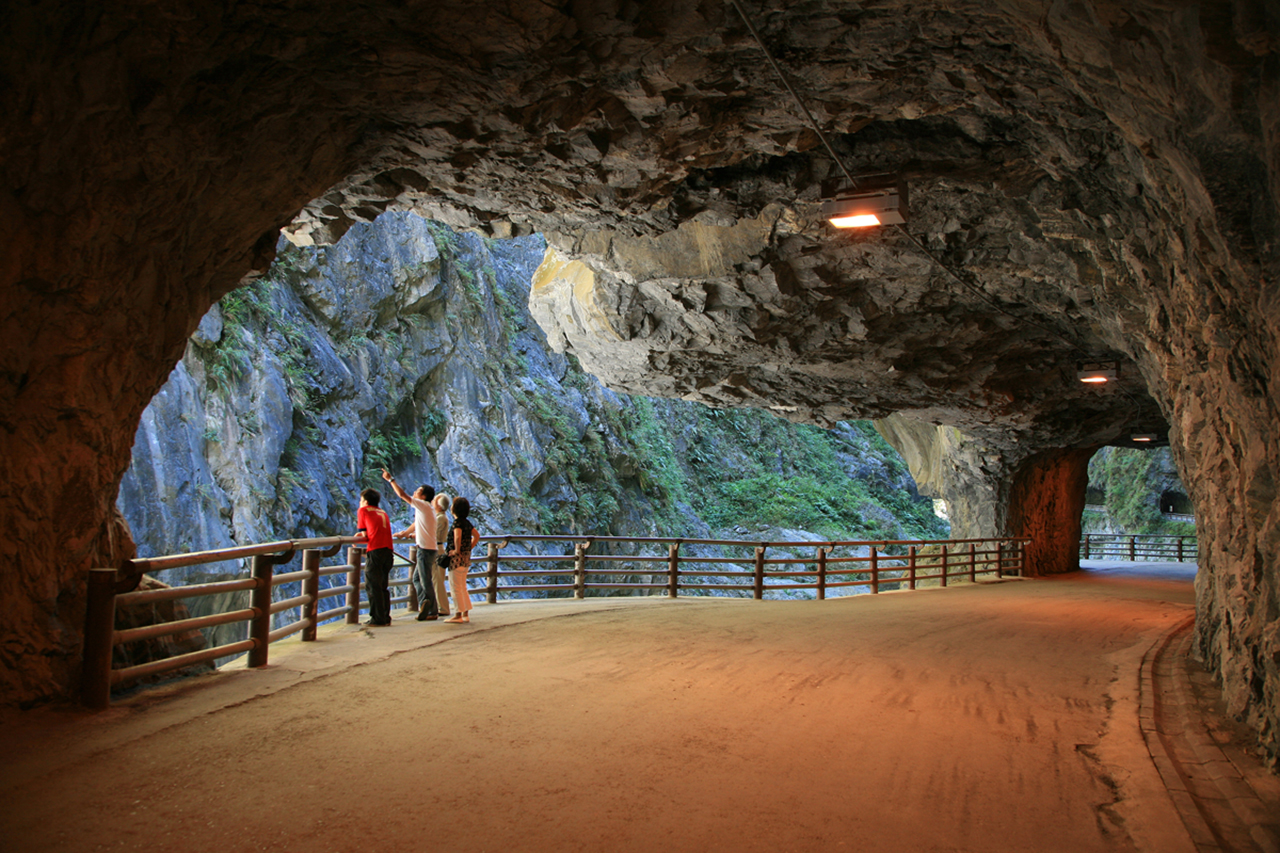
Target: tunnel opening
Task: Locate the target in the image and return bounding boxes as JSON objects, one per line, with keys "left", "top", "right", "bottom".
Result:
{"left": 1082, "top": 445, "right": 1195, "bottom": 539}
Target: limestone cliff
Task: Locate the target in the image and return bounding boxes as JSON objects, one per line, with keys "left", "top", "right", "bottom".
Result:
{"left": 117, "top": 212, "right": 944, "bottom": 580}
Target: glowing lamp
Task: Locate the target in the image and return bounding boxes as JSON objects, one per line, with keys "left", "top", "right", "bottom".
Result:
{"left": 821, "top": 179, "right": 908, "bottom": 228}
{"left": 1130, "top": 433, "right": 1157, "bottom": 442}
{"left": 1076, "top": 361, "right": 1118, "bottom": 384}
{"left": 830, "top": 213, "right": 884, "bottom": 228}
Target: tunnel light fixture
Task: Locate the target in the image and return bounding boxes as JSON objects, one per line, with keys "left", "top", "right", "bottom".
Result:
{"left": 1109, "top": 431, "right": 1169, "bottom": 449}
{"left": 1077, "top": 361, "right": 1118, "bottom": 384}
{"left": 821, "top": 178, "right": 909, "bottom": 228}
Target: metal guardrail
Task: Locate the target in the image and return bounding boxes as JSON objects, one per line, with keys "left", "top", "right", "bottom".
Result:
{"left": 1079, "top": 533, "right": 1198, "bottom": 562}
{"left": 82, "top": 534, "right": 1028, "bottom": 709}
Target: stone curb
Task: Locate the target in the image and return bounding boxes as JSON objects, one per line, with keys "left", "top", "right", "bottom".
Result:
{"left": 1140, "top": 616, "right": 1280, "bottom": 853}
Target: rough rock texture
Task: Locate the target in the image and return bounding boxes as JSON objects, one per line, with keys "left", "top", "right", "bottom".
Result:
{"left": 1, "top": 0, "right": 1277, "bottom": 763}
{"left": 871, "top": 415, "right": 1019, "bottom": 541}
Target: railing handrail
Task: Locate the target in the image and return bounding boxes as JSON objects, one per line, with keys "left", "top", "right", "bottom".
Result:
{"left": 119, "top": 534, "right": 1033, "bottom": 571}
{"left": 476, "top": 534, "right": 1030, "bottom": 548}
{"left": 1078, "top": 532, "right": 1198, "bottom": 563}
{"left": 1079, "top": 532, "right": 1197, "bottom": 541}
{"left": 125, "top": 536, "right": 359, "bottom": 572}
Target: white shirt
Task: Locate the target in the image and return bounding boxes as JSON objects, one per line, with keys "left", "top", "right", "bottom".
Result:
{"left": 409, "top": 496, "right": 437, "bottom": 550}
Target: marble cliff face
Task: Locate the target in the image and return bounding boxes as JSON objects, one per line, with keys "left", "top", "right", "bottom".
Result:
{"left": 1, "top": 0, "right": 1277, "bottom": 763}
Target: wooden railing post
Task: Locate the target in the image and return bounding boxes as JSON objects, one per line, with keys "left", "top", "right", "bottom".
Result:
{"left": 249, "top": 556, "right": 274, "bottom": 668}
{"left": 81, "top": 568, "right": 119, "bottom": 710}
{"left": 346, "top": 546, "right": 363, "bottom": 625}
{"left": 996, "top": 542, "right": 1004, "bottom": 579}
{"left": 816, "top": 546, "right": 827, "bottom": 600}
{"left": 301, "top": 549, "right": 320, "bottom": 642}
{"left": 407, "top": 545, "right": 419, "bottom": 613}
{"left": 908, "top": 546, "right": 917, "bottom": 590}
{"left": 1128, "top": 536, "right": 1136, "bottom": 561}
{"left": 753, "top": 546, "right": 765, "bottom": 600}
{"left": 1177, "top": 537, "right": 1184, "bottom": 562}
{"left": 1083, "top": 535, "right": 1090, "bottom": 560}
{"left": 870, "top": 547, "right": 879, "bottom": 594}
{"left": 487, "top": 542, "right": 499, "bottom": 604}
{"left": 940, "top": 544, "right": 949, "bottom": 587}
{"left": 969, "top": 543, "right": 977, "bottom": 582}
{"left": 302, "top": 542, "right": 342, "bottom": 640}
{"left": 248, "top": 550, "right": 293, "bottom": 667}
{"left": 574, "top": 542, "right": 587, "bottom": 599}
{"left": 668, "top": 542, "right": 679, "bottom": 599}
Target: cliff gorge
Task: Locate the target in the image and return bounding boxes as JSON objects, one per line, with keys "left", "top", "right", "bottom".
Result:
{"left": 2, "top": 0, "right": 1276, "bottom": 765}
{"left": 118, "top": 211, "right": 942, "bottom": 569}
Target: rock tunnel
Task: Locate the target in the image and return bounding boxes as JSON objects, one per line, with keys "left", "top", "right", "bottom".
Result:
{"left": 2, "top": 0, "right": 1277, "bottom": 763}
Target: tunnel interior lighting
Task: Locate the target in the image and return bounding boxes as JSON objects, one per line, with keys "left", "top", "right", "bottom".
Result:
{"left": 821, "top": 179, "right": 908, "bottom": 228}
{"left": 1130, "top": 433, "right": 1157, "bottom": 442}
{"left": 1077, "top": 361, "right": 1118, "bottom": 384}
{"left": 830, "top": 212, "right": 884, "bottom": 228}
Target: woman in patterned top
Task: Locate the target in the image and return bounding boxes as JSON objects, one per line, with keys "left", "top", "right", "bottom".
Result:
{"left": 443, "top": 496, "right": 480, "bottom": 624}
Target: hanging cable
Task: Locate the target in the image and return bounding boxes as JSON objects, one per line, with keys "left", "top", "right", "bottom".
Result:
{"left": 728, "top": 0, "right": 860, "bottom": 191}
{"left": 728, "top": 0, "right": 1095, "bottom": 361}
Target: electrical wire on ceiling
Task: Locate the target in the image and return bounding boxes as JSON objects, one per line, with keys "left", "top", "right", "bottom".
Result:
{"left": 727, "top": 0, "right": 862, "bottom": 193}
{"left": 726, "top": 0, "right": 1109, "bottom": 369}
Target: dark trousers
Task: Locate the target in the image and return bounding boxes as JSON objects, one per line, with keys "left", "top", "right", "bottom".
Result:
{"left": 365, "top": 547, "right": 393, "bottom": 624}
{"left": 413, "top": 547, "right": 439, "bottom": 615}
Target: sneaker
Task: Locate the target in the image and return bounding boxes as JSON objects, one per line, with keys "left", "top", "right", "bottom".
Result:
{"left": 416, "top": 612, "right": 438, "bottom": 621}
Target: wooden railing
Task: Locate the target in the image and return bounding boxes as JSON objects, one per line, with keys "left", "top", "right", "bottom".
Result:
{"left": 1079, "top": 533, "right": 1198, "bottom": 562}
{"left": 82, "top": 534, "right": 1027, "bottom": 709}
{"left": 463, "top": 535, "right": 1026, "bottom": 602}
{"left": 81, "top": 536, "right": 413, "bottom": 710}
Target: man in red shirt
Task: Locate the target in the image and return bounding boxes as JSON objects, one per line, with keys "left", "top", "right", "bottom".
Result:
{"left": 356, "top": 488, "right": 394, "bottom": 627}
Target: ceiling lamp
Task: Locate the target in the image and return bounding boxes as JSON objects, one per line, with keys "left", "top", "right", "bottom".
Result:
{"left": 1077, "top": 361, "right": 1118, "bottom": 384}
{"left": 821, "top": 179, "right": 908, "bottom": 228}
{"left": 1130, "top": 433, "right": 1157, "bottom": 442}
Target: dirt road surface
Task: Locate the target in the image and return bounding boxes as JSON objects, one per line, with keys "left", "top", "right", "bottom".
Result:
{"left": 3, "top": 564, "right": 1257, "bottom": 853}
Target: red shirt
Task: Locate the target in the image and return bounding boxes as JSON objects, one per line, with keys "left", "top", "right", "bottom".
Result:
{"left": 357, "top": 505, "right": 393, "bottom": 551}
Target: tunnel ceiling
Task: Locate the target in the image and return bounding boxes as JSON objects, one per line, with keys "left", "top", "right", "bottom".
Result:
{"left": 250, "top": 0, "right": 1270, "bottom": 461}
{"left": 3, "top": 0, "right": 1271, "bottom": 487}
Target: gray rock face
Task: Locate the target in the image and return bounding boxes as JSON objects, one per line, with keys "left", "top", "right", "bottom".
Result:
{"left": 1, "top": 0, "right": 1276, "bottom": 766}
{"left": 123, "top": 215, "right": 578, "bottom": 554}
{"left": 118, "top": 211, "right": 942, "bottom": 599}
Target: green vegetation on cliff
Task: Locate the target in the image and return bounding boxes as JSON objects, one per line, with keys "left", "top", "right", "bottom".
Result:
{"left": 120, "top": 212, "right": 946, "bottom": 564}
{"left": 1085, "top": 446, "right": 1194, "bottom": 536}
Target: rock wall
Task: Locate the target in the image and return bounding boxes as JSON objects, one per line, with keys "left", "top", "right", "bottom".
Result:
{"left": 119, "top": 214, "right": 619, "bottom": 559}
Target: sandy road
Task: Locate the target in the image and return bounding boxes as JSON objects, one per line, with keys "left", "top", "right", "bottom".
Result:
{"left": 0, "top": 567, "right": 1203, "bottom": 852}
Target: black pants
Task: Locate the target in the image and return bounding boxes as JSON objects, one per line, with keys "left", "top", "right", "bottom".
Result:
{"left": 365, "top": 547, "right": 393, "bottom": 624}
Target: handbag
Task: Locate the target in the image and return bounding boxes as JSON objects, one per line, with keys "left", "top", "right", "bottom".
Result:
{"left": 437, "top": 550, "right": 451, "bottom": 569}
